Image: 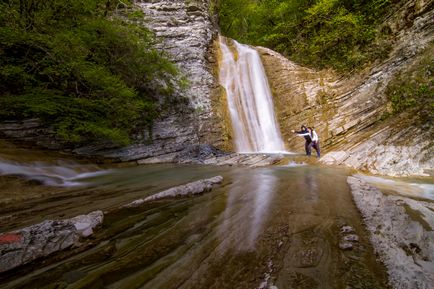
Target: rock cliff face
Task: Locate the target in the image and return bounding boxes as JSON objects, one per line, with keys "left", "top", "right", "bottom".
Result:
{"left": 259, "top": 0, "right": 434, "bottom": 176}
{"left": 73, "top": 0, "right": 223, "bottom": 161}
{"left": 0, "top": 0, "right": 224, "bottom": 161}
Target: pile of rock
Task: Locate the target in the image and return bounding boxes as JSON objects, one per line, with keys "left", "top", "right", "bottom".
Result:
{"left": 339, "top": 225, "right": 359, "bottom": 251}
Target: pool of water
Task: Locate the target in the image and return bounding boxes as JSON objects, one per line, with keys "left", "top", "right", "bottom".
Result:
{"left": 0, "top": 159, "right": 391, "bottom": 289}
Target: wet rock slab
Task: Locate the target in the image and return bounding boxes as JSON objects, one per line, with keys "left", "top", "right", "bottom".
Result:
{"left": 124, "top": 176, "right": 223, "bottom": 207}
{"left": 347, "top": 176, "right": 434, "bottom": 289}
{"left": 136, "top": 144, "right": 285, "bottom": 167}
{"left": 0, "top": 211, "right": 103, "bottom": 273}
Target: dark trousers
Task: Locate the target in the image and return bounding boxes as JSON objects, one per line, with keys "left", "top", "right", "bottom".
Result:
{"left": 310, "top": 141, "right": 320, "bottom": 157}
{"left": 305, "top": 141, "right": 312, "bottom": 156}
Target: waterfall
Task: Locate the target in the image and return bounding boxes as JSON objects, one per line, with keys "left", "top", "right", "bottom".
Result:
{"left": 218, "top": 36, "right": 285, "bottom": 153}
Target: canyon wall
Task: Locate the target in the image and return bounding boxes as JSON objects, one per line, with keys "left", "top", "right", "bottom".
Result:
{"left": 259, "top": 0, "right": 433, "bottom": 176}
{"left": 0, "top": 0, "right": 225, "bottom": 161}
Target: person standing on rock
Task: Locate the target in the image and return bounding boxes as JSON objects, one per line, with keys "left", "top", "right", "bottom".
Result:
{"left": 291, "top": 125, "right": 312, "bottom": 156}
{"left": 309, "top": 127, "right": 320, "bottom": 158}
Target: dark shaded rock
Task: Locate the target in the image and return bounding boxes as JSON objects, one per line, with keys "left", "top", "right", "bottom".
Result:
{"left": 175, "top": 144, "right": 228, "bottom": 163}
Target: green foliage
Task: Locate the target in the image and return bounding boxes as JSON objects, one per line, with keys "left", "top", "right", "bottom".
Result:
{"left": 217, "top": 0, "right": 395, "bottom": 72}
{"left": 0, "top": 0, "right": 181, "bottom": 146}
{"left": 385, "top": 44, "right": 434, "bottom": 122}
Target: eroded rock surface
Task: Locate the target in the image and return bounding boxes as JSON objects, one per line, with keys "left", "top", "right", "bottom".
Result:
{"left": 259, "top": 0, "right": 433, "bottom": 176}
{"left": 124, "top": 176, "right": 223, "bottom": 207}
{"left": 0, "top": 211, "right": 103, "bottom": 273}
{"left": 348, "top": 176, "right": 434, "bottom": 289}
{"left": 135, "top": 144, "right": 285, "bottom": 167}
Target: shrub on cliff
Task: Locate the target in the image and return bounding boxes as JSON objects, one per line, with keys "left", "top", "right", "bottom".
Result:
{"left": 0, "top": 0, "right": 181, "bottom": 146}
{"left": 385, "top": 44, "right": 434, "bottom": 123}
{"left": 217, "top": 0, "right": 395, "bottom": 72}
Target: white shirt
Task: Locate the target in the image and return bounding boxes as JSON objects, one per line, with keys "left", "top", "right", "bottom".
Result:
{"left": 311, "top": 130, "right": 319, "bottom": 142}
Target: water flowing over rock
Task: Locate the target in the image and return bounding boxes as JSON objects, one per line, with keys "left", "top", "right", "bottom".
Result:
{"left": 259, "top": 0, "right": 433, "bottom": 176}
{"left": 347, "top": 176, "right": 434, "bottom": 289}
{"left": 124, "top": 176, "right": 223, "bottom": 207}
{"left": 218, "top": 36, "right": 285, "bottom": 153}
{"left": 0, "top": 211, "right": 103, "bottom": 273}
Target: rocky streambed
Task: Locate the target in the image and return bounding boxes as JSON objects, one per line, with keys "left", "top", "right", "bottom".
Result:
{"left": 1, "top": 143, "right": 433, "bottom": 289}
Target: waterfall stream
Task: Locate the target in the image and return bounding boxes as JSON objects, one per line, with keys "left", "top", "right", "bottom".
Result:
{"left": 218, "top": 36, "right": 285, "bottom": 153}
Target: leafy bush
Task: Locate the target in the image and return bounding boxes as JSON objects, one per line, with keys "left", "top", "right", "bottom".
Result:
{"left": 385, "top": 44, "right": 434, "bottom": 122}
{"left": 217, "top": 0, "right": 395, "bottom": 72}
{"left": 0, "top": 0, "right": 181, "bottom": 146}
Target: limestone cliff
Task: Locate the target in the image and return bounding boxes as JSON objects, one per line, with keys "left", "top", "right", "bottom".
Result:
{"left": 259, "top": 0, "right": 433, "bottom": 177}
{"left": 74, "top": 0, "right": 224, "bottom": 161}
{"left": 0, "top": 0, "right": 224, "bottom": 161}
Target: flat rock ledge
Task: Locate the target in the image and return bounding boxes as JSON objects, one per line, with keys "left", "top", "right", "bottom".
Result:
{"left": 136, "top": 144, "right": 285, "bottom": 167}
{"left": 124, "top": 176, "right": 223, "bottom": 207}
{"left": 0, "top": 211, "right": 103, "bottom": 273}
{"left": 347, "top": 176, "right": 434, "bottom": 289}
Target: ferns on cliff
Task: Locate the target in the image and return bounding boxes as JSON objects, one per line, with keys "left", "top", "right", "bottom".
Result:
{"left": 217, "top": 0, "right": 395, "bottom": 72}
{"left": 0, "top": 0, "right": 181, "bottom": 146}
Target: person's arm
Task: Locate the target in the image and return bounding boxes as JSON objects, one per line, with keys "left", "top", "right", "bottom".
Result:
{"left": 291, "top": 129, "right": 309, "bottom": 135}
{"left": 295, "top": 132, "right": 310, "bottom": 137}
{"left": 312, "top": 131, "right": 318, "bottom": 142}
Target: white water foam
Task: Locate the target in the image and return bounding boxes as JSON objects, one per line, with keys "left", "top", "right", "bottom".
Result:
{"left": 0, "top": 159, "right": 109, "bottom": 187}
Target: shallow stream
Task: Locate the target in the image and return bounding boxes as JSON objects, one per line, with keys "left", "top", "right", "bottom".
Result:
{"left": 1, "top": 143, "right": 433, "bottom": 289}
{"left": 0, "top": 143, "right": 395, "bottom": 289}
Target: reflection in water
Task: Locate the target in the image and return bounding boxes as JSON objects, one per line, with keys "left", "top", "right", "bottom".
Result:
{"left": 0, "top": 158, "right": 108, "bottom": 187}
{"left": 303, "top": 170, "right": 320, "bottom": 203}
{"left": 219, "top": 170, "right": 277, "bottom": 251}
{"left": 0, "top": 164, "right": 392, "bottom": 289}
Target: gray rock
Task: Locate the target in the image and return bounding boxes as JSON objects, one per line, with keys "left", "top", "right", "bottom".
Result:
{"left": 339, "top": 242, "right": 353, "bottom": 250}
{"left": 0, "top": 211, "right": 103, "bottom": 273}
{"left": 348, "top": 176, "right": 434, "bottom": 289}
{"left": 135, "top": 144, "right": 284, "bottom": 168}
{"left": 341, "top": 226, "right": 354, "bottom": 234}
{"left": 343, "top": 234, "right": 359, "bottom": 242}
{"left": 124, "top": 176, "right": 223, "bottom": 207}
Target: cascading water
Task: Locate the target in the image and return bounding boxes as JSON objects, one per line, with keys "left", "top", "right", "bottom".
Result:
{"left": 218, "top": 36, "right": 285, "bottom": 153}
{"left": 0, "top": 158, "right": 108, "bottom": 187}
